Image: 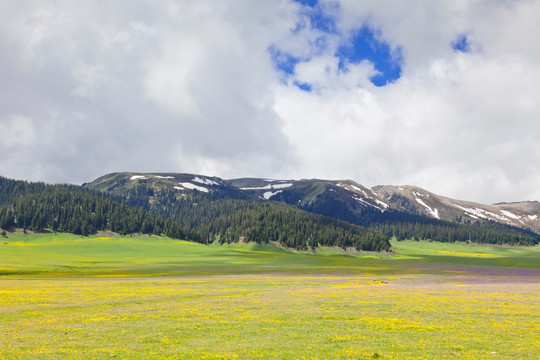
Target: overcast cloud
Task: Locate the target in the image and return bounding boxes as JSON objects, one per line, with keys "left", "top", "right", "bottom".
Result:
{"left": 1, "top": 0, "right": 539, "bottom": 204}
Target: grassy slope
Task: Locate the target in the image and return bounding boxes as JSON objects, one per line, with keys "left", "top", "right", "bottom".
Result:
{"left": 391, "top": 239, "right": 540, "bottom": 268}
{"left": 0, "top": 232, "right": 382, "bottom": 276}
{"left": 1, "top": 233, "right": 539, "bottom": 276}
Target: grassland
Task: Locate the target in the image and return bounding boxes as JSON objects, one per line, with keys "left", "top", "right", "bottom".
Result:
{"left": 1, "top": 233, "right": 539, "bottom": 359}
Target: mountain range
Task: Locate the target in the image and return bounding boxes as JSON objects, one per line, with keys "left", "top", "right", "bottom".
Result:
{"left": 2, "top": 171, "right": 538, "bottom": 251}
{"left": 86, "top": 172, "right": 540, "bottom": 234}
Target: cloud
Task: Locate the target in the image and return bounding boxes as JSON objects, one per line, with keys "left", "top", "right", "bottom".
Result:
{"left": 0, "top": 0, "right": 299, "bottom": 184}
{"left": 274, "top": 0, "right": 540, "bottom": 203}
{"left": 0, "top": 0, "right": 539, "bottom": 204}
{"left": 0, "top": 115, "right": 36, "bottom": 147}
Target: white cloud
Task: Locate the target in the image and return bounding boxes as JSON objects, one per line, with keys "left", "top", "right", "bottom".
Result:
{"left": 143, "top": 33, "right": 204, "bottom": 117}
{"left": 0, "top": 0, "right": 539, "bottom": 204}
{"left": 71, "top": 63, "right": 108, "bottom": 99}
{"left": 293, "top": 55, "right": 375, "bottom": 90}
{"left": 0, "top": 115, "right": 36, "bottom": 147}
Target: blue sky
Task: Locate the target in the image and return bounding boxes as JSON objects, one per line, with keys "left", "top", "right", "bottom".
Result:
{"left": 273, "top": 1, "right": 403, "bottom": 89}
{"left": 336, "top": 26, "right": 403, "bottom": 86}
{"left": 451, "top": 34, "right": 471, "bottom": 53}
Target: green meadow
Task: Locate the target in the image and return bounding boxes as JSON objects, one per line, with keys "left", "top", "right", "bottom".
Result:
{"left": 1, "top": 232, "right": 396, "bottom": 276}
{"left": 1, "top": 233, "right": 539, "bottom": 359}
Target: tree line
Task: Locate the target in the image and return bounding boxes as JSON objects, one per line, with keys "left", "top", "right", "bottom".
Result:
{"left": 0, "top": 177, "right": 392, "bottom": 251}
{"left": 196, "top": 202, "right": 390, "bottom": 251}
{"left": 0, "top": 177, "right": 198, "bottom": 241}
{"left": 101, "top": 185, "right": 391, "bottom": 251}
{"left": 96, "top": 181, "right": 540, "bottom": 247}
{"left": 292, "top": 190, "right": 540, "bottom": 246}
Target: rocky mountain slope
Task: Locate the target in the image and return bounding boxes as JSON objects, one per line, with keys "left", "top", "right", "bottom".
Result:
{"left": 230, "top": 177, "right": 540, "bottom": 233}
{"left": 85, "top": 172, "right": 540, "bottom": 234}
{"left": 372, "top": 185, "right": 540, "bottom": 233}
{"left": 87, "top": 172, "right": 236, "bottom": 195}
{"left": 83, "top": 172, "right": 392, "bottom": 250}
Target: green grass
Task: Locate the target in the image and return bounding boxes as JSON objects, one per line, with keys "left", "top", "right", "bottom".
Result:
{"left": 1, "top": 233, "right": 539, "bottom": 359}
{"left": 0, "top": 232, "right": 386, "bottom": 276}
{"left": 391, "top": 239, "right": 540, "bottom": 268}
{"left": 1, "top": 233, "right": 539, "bottom": 276}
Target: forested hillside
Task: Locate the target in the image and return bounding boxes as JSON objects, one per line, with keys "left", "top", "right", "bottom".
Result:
{"left": 197, "top": 202, "right": 389, "bottom": 251}
{"left": 294, "top": 190, "right": 540, "bottom": 246}
{"left": 4, "top": 172, "right": 535, "bottom": 251}
{"left": 0, "top": 177, "right": 391, "bottom": 251}
{"left": 95, "top": 185, "right": 391, "bottom": 251}
{"left": 84, "top": 173, "right": 540, "bottom": 247}
{"left": 0, "top": 177, "right": 195, "bottom": 240}
{"left": 373, "top": 211, "right": 540, "bottom": 246}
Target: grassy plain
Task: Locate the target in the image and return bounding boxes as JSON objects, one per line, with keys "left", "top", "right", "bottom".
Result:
{"left": 1, "top": 233, "right": 539, "bottom": 359}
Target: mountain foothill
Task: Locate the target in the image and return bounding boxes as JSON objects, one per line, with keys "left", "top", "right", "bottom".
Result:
{"left": 1, "top": 172, "right": 539, "bottom": 250}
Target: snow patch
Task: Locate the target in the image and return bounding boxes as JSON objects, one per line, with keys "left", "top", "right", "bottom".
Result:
{"left": 180, "top": 182, "right": 209, "bottom": 193}
{"left": 350, "top": 185, "right": 367, "bottom": 196}
{"left": 351, "top": 195, "right": 384, "bottom": 211}
{"left": 263, "top": 190, "right": 282, "bottom": 200}
{"left": 375, "top": 199, "right": 389, "bottom": 209}
{"left": 452, "top": 204, "right": 518, "bottom": 224}
{"left": 453, "top": 204, "right": 489, "bottom": 219}
{"left": 528, "top": 215, "right": 538, "bottom": 220}
{"left": 338, "top": 183, "right": 369, "bottom": 196}
{"left": 241, "top": 183, "right": 293, "bottom": 191}
{"left": 500, "top": 210, "right": 521, "bottom": 220}
{"left": 192, "top": 177, "right": 219, "bottom": 186}
{"left": 130, "top": 175, "right": 146, "bottom": 180}
{"left": 352, "top": 195, "right": 374, "bottom": 207}
{"left": 173, "top": 186, "right": 184, "bottom": 191}
{"left": 415, "top": 198, "right": 439, "bottom": 219}
{"left": 154, "top": 175, "right": 174, "bottom": 179}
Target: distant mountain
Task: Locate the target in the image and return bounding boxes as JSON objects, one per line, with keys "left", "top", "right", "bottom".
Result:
{"left": 86, "top": 172, "right": 239, "bottom": 196}
{"left": 372, "top": 185, "right": 540, "bottom": 233}
{"left": 84, "top": 172, "right": 540, "bottom": 246}
{"left": 83, "top": 172, "right": 391, "bottom": 251}
{"left": 229, "top": 178, "right": 540, "bottom": 234}
{"left": 4, "top": 171, "right": 537, "bottom": 250}
{"left": 228, "top": 178, "right": 389, "bottom": 210}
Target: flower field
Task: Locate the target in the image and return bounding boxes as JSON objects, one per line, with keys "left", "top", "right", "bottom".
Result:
{"left": 0, "top": 234, "right": 539, "bottom": 359}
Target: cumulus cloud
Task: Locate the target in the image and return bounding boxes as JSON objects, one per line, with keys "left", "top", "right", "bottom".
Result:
{"left": 273, "top": 0, "right": 540, "bottom": 203}
{"left": 0, "top": 0, "right": 539, "bottom": 203}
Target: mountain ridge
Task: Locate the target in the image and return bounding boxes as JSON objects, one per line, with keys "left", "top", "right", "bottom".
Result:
{"left": 84, "top": 172, "right": 540, "bottom": 235}
{"left": 372, "top": 184, "right": 540, "bottom": 232}
{"left": 0, "top": 175, "right": 391, "bottom": 251}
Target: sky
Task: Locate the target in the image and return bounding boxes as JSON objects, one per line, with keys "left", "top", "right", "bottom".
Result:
{"left": 1, "top": 0, "right": 539, "bottom": 204}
